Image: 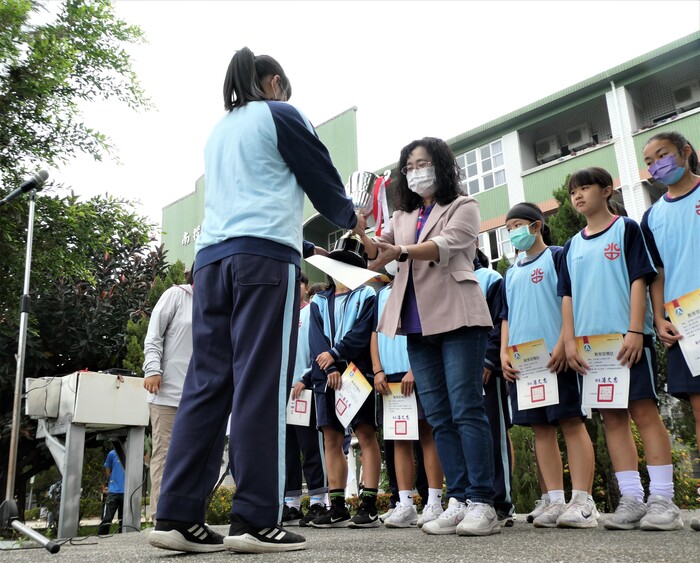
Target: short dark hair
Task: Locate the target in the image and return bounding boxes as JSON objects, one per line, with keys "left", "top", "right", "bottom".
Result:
{"left": 568, "top": 167, "right": 618, "bottom": 214}
{"left": 394, "top": 137, "right": 463, "bottom": 212}
{"left": 300, "top": 271, "right": 309, "bottom": 286}
{"left": 185, "top": 263, "right": 194, "bottom": 285}
{"left": 307, "top": 282, "right": 326, "bottom": 298}
{"left": 645, "top": 130, "right": 699, "bottom": 175}
{"left": 223, "top": 47, "right": 291, "bottom": 111}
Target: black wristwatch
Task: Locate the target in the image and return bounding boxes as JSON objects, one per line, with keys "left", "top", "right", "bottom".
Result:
{"left": 397, "top": 245, "right": 409, "bottom": 262}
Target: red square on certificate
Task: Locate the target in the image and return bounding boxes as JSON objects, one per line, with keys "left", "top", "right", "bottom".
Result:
{"left": 394, "top": 420, "right": 407, "bottom": 435}
{"left": 530, "top": 385, "right": 545, "bottom": 403}
{"left": 597, "top": 384, "right": 614, "bottom": 402}
{"left": 294, "top": 400, "right": 308, "bottom": 414}
{"left": 335, "top": 398, "right": 347, "bottom": 416}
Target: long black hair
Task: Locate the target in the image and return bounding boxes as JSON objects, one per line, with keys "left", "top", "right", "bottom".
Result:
{"left": 223, "top": 47, "right": 291, "bottom": 111}
{"left": 645, "top": 130, "right": 700, "bottom": 174}
{"left": 394, "top": 137, "right": 463, "bottom": 212}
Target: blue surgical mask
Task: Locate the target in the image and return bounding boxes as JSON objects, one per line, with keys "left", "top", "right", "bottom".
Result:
{"left": 648, "top": 154, "right": 685, "bottom": 185}
{"left": 509, "top": 223, "right": 536, "bottom": 251}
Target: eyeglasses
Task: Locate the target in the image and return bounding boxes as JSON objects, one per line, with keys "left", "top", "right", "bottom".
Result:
{"left": 400, "top": 160, "right": 432, "bottom": 175}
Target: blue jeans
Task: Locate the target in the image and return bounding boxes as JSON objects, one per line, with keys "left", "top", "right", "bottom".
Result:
{"left": 407, "top": 327, "right": 495, "bottom": 505}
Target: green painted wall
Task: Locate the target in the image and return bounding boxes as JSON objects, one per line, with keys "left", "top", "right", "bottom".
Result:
{"left": 523, "top": 144, "right": 618, "bottom": 202}
{"left": 631, "top": 112, "right": 700, "bottom": 170}
{"left": 473, "top": 184, "right": 509, "bottom": 221}
{"left": 161, "top": 108, "right": 359, "bottom": 265}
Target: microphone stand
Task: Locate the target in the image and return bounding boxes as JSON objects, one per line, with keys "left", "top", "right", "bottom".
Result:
{"left": 0, "top": 189, "right": 60, "bottom": 553}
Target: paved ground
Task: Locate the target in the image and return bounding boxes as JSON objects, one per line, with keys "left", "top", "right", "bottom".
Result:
{"left": 3, "top": 512, "right": 700, "bottom": 562}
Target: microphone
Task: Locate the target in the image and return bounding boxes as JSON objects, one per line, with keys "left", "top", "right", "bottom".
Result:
{"left": 0, "top": 170, "right": 49, "bottom": 206}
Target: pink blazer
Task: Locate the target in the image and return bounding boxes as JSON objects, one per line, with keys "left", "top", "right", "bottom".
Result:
{"left": 376, "top": 195, "right": 492, "bottom": 338}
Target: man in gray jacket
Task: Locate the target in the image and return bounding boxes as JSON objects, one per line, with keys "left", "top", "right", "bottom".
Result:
{"left": 143, "top": 270, "right": 194, "bottom": 523}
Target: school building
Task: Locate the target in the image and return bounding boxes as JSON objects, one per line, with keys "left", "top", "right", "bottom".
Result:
{"left": 161, "top": 31, "right": 700, "bottom": 271}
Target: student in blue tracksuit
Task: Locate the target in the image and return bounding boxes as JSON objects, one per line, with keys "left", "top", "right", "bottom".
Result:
{"left": 501, "top": 202, "right": 596, "bottom": 529}
{"left": 149, "top": 47, "right": 361, "bottom": 555}
{"left": 294, "top": 245, "right": 380, "bottom": 529}
{"left": 560, "top": 167, "right": 682, "bottom": 532}
{"left": 473, "top": 247, "right": 514, "bottom": 526}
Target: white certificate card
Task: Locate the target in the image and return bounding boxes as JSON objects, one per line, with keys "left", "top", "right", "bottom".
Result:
{"left": 286, "top": 389, "right": 313, "bottom": 427}
{"left": 382, "top": 383, "right": 419, "bottom": 440}
{"left": 508, "top": 339, "right": 559, "bottom": 410}
{"left": 577, "top": 333, "right": 630, "bottom": 409}
{"left": 334, "top": 363, "right": 373, "bottom": 428}
{"left": 665, "top": 289, "right": 700, "bottom": 376}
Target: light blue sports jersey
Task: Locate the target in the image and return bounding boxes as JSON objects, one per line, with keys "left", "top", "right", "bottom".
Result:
{"left": 375, "top": 286, "right": 411, "bottom": 375}
{"left": 293, "top": 305, "right": 312, "bottom": 383}
{"left": 641, "top": 180, "right": 700, "bottom": 304}
{"left": 475, "top": 267, "right": 502, "bottom": 298}
{"left": 503, "top": 247, "right": 564, "bottom": 352}
{"left": 559, "top": 217, "right": 656, "bottom": 336}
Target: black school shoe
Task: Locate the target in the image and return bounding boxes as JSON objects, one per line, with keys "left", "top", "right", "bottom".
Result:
{"left": 348, "top": 506, "right": 381, "bottom": 528}
{"left": 148, "top": 520, "right": 225, "bottom": 552}
{"left": 299, "top": 503, "right": 327, "bottom": 527}
{"left": 282, "top": 505, "right": 303, "bottom": 526}
{"left": 224, "top": 513, "right": 306, "bottom": 553}
{"left": 309, "top": 503, "right": 351, "bottom": 528}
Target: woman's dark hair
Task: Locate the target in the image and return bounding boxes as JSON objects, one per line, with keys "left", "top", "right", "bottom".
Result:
{"left": 475, "top": 248, "right": 490, "bottom": 268}
{"left": 568, "top": 167, "right": 619, "bottom": 214}
{"left": 223, "top": 47, "right": 291, "bottom": 111}
{"left": 393, "top": 137, "right": 463, "bottom": 212}
{"left": 185, "top": 262, "right": 195, "bottom": 285}
{"left": 645, "top": 131, "right": 700, "bottom": 174}
{"left": 506, "top": 201, "right": 552, "bottom": 245}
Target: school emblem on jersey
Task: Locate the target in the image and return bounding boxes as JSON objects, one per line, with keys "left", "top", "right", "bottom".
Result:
{"left": 695, "top": 200, "right": 700, "bottom": 216}
{"left": 530, "top": 268, "right": 544, "bottom": 284}
{"left": 603, "top": 243, "right": 621, "bottom": 261}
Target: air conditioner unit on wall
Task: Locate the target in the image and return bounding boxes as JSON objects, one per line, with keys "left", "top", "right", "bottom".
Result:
{"left": 673, "top": 80, "right": 700, "bottom": 113}
{"left": 566, "top": 123, "right": 595, "bottom": 152}
{"left": 535, "top": 135, "right": 561, "bottom": 165}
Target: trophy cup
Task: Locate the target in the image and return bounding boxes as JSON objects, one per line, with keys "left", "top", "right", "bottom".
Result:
{"left": 345, "top": 171, "right": 379, "bottom": 229}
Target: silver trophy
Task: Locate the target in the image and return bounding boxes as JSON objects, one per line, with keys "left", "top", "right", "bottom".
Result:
{"left": 345, "top": 171, "right": 378, "bottom": 229}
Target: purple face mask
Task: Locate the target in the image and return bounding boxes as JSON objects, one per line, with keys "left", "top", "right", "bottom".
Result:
{"left": 648, "top": 154, "right": 685, "bottom": 185}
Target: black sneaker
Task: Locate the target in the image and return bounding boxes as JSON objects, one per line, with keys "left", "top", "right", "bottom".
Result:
{"left": 299, "top": 503, "right": 327, "bottom": 527}
{"left": 348, "top": 506, "right": 380, "bottom": 528}
{"left": 224, "top": 513, "right": 306, "bottom": 553}
{"left": 309, "top": 503, "right": 351, "bottom": 528}
{"left": 497, "top": 509, "right": 515, "bottom": 528}
{"left": 282, "top": 505, "right": 303, "bottom": 526}
{"left": 148, "top": 520, "right": 225, "bottom": 553}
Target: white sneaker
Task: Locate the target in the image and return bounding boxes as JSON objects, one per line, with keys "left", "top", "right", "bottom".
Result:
{"left": 421, "top": 497, "right": 466, "bottom": 535}
{"left": 556, "top": 492, "right": 599, "bottom": 528}
{"left": 639, "top": 495, "right": 683, "bottom": 531}
{"left": 456, "top": 502, "right": 501, "bottom": 536}
{"left": 533, "top": 498, "right": 566, "bottom": 528}
{"left": 379, "top": 507, "right": 395, "bottom": 523}
{"left": 603, "top": 495, "right": 647, "bottom": 530}
{"left": 384, "top": 502, "right": 418, "bottom": 528}
{"left": 690, "top": 515, "right": 700, "bottom": 531}
{"left": 526, "top": 495, "right": 550, "bottom": 523}
{"left": 417, "top": 502, "right": 444, "bottom": 528}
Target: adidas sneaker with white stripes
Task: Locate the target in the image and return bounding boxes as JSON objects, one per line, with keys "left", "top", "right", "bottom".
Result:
{"left": 224, "top": 513, "right": 307, "bottom": 553}
{"left": 148, "top": 520, "right": 225, "bottom": 552}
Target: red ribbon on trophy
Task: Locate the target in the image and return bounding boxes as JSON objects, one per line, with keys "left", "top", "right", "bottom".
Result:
{"left": 372, "top": 170, "right": 392, "bottom": 237}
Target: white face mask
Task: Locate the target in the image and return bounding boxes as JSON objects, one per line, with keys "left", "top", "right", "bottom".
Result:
{"left": 407, "top": 166, "right": 437, "bottom": 197}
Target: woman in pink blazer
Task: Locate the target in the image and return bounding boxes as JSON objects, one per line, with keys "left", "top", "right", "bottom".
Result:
{"left": 360, "top": 137, "right": 499, "bottom": 537}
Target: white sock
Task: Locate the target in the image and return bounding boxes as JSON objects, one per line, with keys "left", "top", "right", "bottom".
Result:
{"left": 616, "top": 471, "right": 644, "bottom": 502}
{"left": 647, "top": 464, "right": 674, "bottom": 499}
{"left": 541, "top": 493, "right": 551, "bottom": 503}
{"left": 284, "top": 495, "right": 301, "bottom": 509}
{"left": 548, "top": 489, "right": 565, "bottom": 503}
{"left": 324, "top": 493, "right": 329, "bottom": 506}
{"left": 310, "top": 494, "right": 325, "bottom": 507}
{"left": 570, "top": 489, "right": 588, "bottom": 503}
{"left": 398, "top": 490, "right": 413, "bottom": 506}
{"left": 427, "top": 488, "right": 442, "bottom": 506}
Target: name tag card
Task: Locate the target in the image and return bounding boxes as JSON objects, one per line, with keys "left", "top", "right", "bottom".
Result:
{"left": 334, "top": 363, "right": 372, "bottom": 428}
{"left": 286, "top": 389, "right": 313, "bottom": 427}
{"left": 665, "top": 289, "right": 700, "bottom": 377}
{"left": 508, "top": 339, "right": 559, "bottom": 410}
{"left": 382, "top": 383, "right": 419, "bottom": 440}
{"left": 577, "top": 334, "right": 630, "bottom": 409}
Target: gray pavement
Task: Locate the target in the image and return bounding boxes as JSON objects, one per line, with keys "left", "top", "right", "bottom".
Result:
{"left": 3, "top": 513, "right": 700, "bottom": 563}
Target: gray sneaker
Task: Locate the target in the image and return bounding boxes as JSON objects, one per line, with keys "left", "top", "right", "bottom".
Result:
{"left": 384, "top": 502, "right": 418, "bottom": 528}
{"left": 526, "top": 495, "right": 550, "bottom": 523}
{"left": 604, "top": 495, "right": 647, "bottom": 530}
{"left": 639, "top": 495, "right": 683, "bottom": 531}
{"left": 456, "top": 502, "right": 501, "bottom": 536}
{"left": 533, "top": 498, "right": 566, "bottom": 528}
{"left": 556, "top": 492, "right": 599, "bottom": 528}
{"left": 421, "top": 497, "right": 466, "bottom": 535}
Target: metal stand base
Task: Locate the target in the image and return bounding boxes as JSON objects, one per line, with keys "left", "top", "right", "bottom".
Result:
{"left": 0, "top": 499, "right": 60, "bottom": 553}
